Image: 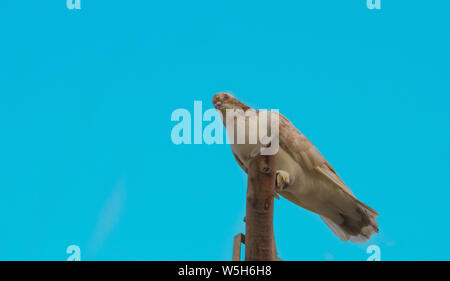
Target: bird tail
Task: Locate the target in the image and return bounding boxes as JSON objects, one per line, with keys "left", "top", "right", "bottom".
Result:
{"left": 320, "top": 201, "right": 379, "bottom": 243}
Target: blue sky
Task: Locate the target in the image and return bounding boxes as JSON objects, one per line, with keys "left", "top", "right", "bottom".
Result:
{"left": 0, "top": 1, "right": 449, "bottom": 261}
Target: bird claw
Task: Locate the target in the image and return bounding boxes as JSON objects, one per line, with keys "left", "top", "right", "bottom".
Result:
{"left": 276, "top": 170, "right": 290, "bottom": 192}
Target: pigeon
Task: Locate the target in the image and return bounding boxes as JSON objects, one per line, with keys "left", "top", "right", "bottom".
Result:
{"left": 213, "top": 92, "right": 379, "bottom": 243}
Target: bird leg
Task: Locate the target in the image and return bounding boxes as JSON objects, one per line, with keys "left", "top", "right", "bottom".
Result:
{"left": 275, "top": 170, "right": 290, "bottom": 193}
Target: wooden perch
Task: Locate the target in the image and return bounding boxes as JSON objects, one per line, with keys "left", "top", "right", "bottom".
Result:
{"left": 244, "top": 153, "right": 278, "bottom": 261}
{"left": 232, "top": 233, "right": 245, "bottom": 261}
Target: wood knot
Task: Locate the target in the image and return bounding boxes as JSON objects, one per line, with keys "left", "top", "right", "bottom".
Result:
{"left": 264, "top": 198, "right": 272, "bottom": 210}
{"left": 259, "top": 162, "right": 273, "bottom": 175}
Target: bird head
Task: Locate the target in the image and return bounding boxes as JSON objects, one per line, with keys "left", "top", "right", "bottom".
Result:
{"left": 212, "top": 92, "right": 250, "bottom": 113}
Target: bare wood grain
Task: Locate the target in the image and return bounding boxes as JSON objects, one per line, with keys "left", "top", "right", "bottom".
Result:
{"left": 244, "top": 154, "right": 278, "bottom": 261}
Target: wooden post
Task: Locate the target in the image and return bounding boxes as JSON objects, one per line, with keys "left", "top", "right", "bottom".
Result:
{"left": 244, "top": 154, "right": 278, "bottom": 261}
{"left": 232, "top": 233, "right": 245, "bottom": 261}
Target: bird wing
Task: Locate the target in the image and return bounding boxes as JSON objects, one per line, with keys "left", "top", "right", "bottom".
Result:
{"left": 277, "top": 113, "right": 378, "bottom": 217}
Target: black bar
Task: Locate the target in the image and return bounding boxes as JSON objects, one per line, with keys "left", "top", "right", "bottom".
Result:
{"left": 0, "top": 261, "right": 447, "bottom": 280}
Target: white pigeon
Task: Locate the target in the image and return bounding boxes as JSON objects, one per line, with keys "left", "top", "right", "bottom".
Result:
{"left": 213, "top": 92, "right": 379, "bottom": 243}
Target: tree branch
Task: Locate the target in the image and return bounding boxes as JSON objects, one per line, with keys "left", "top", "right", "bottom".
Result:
{"left": 244, "top": 154, "right": 278, "bottom": 261}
